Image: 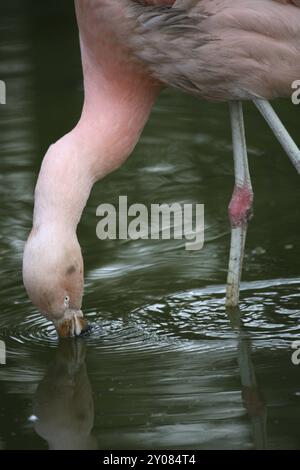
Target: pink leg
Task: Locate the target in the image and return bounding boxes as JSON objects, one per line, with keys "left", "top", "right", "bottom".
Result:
{"left": 226, "top": 102, "right": 253, "bottom": 307}
{"left": 228, "top": 185, "right": 253, "bottom": 229}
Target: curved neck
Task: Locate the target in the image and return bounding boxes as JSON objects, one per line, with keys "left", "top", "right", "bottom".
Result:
{"left": 33, "top": 8, "right": 160, "bottom": 231}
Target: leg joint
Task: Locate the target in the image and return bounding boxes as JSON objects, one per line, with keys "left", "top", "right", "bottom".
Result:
{"left": 228, "top": 184, "right": 253, "bottom": 228}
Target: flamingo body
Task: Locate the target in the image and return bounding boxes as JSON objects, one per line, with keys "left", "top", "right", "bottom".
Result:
{"left": 22, "top": 0, "right": 300, "bottom": 335}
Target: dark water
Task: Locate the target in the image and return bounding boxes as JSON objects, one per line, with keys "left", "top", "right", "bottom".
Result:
{"left": 0, "top": 1, "right": 300, "bottom": 450}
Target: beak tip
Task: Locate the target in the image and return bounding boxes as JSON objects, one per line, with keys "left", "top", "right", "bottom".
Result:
{"left": 79, "top": 321, "right": 92, "bottom": 336}
{"left": 55, "top": 312, "right": 89, "bottom": 338}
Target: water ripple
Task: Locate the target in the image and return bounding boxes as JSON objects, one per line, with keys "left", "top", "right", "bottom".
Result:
{"left": 2, "top": 278, "right": 299, "bottom": 357}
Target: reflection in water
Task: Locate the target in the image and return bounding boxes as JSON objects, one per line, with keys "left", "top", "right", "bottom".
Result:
{"left": 239, "top": 335, "right": 267, "bottom": 451}
{"left": 228, "top": 308, "right": 267, "bottom": 450}
{"left": 1, "top": 0, "right": 300, "bottom": 451}
{"left": 33, "top": 340, "right": 97, "bottom": 450}
{"left": 31, "top": 307, "right": 268, "bottom": 451}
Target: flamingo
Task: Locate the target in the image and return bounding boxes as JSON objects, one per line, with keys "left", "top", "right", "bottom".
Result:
{"left": 23, "top": 0, "right": 300, "bottom": 337}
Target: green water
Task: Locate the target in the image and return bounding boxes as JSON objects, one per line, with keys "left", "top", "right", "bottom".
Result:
{"left": 0, "top": 1, "right": 300, "bottom": 450}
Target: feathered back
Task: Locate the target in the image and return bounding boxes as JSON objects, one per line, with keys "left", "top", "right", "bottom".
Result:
{"left": 123, "top": 0, "right": 300, "bottom": 100}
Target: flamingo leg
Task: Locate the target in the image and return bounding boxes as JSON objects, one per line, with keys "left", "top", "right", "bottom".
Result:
{"left": 254, "top": 99, "right": 300, "bottom": 174}
{"left": 226, "top": 101, "right": 253, "bottom": 307}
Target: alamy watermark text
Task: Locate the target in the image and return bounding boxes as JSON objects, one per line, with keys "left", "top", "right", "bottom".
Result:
{"left": 0, "top": 80, "right": 6, "bottom": 105}
{"left": 291, "top": 80, "right": 300, "bottom": 105}
{"left": 291, "top": 341, "right": 300, "bottom": 365}
{"left": 96, "top": 196, "right": 204, "bottom": 251}
{"left": 0, "top": 340, "right": 6, "bottom": 365}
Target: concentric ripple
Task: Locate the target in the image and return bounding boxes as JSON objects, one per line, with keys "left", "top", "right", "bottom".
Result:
{"left": 2, "top": 278, "right": 299, "bottom": 358}
{"left": 84, "top": 277, "right": 300, "bottom": 354}
{"left": 1, "top": 311, "right": 58, "bottom": 352}
{"left": 127, "top": 278, "right": 300, "bottom": 343}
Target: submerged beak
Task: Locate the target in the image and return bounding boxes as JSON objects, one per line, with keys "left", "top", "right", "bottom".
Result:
{"left": 54, "top": 309, "right": 87, "bottom": 338}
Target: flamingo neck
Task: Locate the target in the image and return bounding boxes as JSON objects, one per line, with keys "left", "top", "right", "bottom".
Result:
{"left": 33, "top": 34, "right": 159, "bottom": 232}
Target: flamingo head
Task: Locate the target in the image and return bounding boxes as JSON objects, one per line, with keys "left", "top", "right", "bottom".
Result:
{"left": 23, "top": 226, "right": 87, "bottom": 338}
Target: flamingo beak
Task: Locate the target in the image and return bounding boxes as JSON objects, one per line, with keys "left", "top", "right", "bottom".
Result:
{"left": 54, "top": 309, "right": 87, "bottom": 338}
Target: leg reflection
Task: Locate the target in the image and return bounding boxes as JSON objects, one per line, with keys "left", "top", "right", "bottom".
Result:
{"left": 228, "top": 308, "right": 267, "bottom": 450}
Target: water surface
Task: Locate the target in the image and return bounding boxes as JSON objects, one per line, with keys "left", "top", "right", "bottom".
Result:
{"left": 0, "top": 0, "right": 300, "bottom": 450}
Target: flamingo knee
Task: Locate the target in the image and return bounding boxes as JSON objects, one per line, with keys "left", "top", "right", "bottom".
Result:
{"left": 228, "top": 184, "right": 253, "bottom": 228}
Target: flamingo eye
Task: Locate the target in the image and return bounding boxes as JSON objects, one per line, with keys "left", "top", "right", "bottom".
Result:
{"left": 64, "top": 295, "right": 70, "bottom": 305}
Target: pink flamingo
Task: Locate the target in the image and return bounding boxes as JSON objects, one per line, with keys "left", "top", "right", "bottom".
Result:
{"left": 23, "top": 0, "right": 300, "bottom": 337}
